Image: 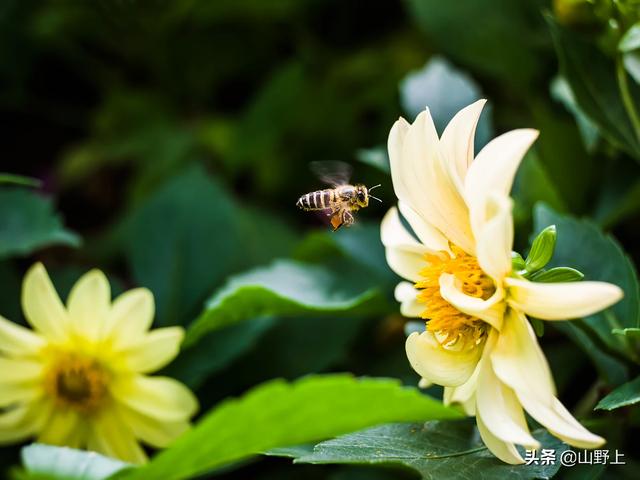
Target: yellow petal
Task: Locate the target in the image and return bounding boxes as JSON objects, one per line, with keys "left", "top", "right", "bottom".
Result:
{"left": 476, "top": 414, "right": 524, "bottom": 465}
{"left": 37, "top": 408, "right": 82, "bottom": 447}
{"left": 505, "top": 278, "right": 623, "bottom": 320}
{"left": 398, "top": 201, "right": 450, "bottom": 254}
{"left": 465, "top": 129, "right": 538, "bottom": 234}
{"left": 475, "top": 193, "right": 513, "bottom": 283}
{"left": 118, "top": 404, "right": 189, "bottom": 448}
{"left": 405, "top": 331, "right": 481, "bottom": 387}
{"left": 381, "top": 207, "right": 430, "bottom": 282}
{"left": 476, "top": 354, "right": 539, "bottom": 449}
{"left": 0, "top": 315, "right": 45, "bottom": 356}
{"left": 120, "top": 327, "right": 184, "bottom": 373}
{"left": 402, "top": 109, "right": 474, "bottom": 253}
{"left": 21, "top": 263, "right": 69, "bottom": 342}
{"left": 67, "top": 269, "right": 111, "bottom": 342}
{"left": 439, "top": 273, "right": 505, "bottom": 330}
{"left": 88, "top": 409, "right": 147, "bottom": 464}
{"left": 0, "top": 401, "right": 50, "bottom": 444}
{"left": 111, "top": 375, "right": 198, "bottom": 422}
{"left": 0, "top": 358, "right": 43, "bottom": 407}
{"left": 106, "top": 288, "right": 155, "bottom": 350}
{"left": 394, "top": 282, "right": 423, "bottom": 318}
{"left": 440, "top": 99, "right": 486, "bottom": 182}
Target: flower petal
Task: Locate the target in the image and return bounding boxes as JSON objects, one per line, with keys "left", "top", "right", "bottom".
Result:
{"left": 476, "top": 414, "right": 524, "bottom": 465}
{"left": 0, "top": 401, "right": 50, "bottom": 444}
{"left": 440, "top": 99, "right": 486, "bottom": 182}
{"left": 492, "top": 309, "right": 603, "bottom": 449}
{"left": 0, "top": 358, "right": 43, "bottom": 406}
{"left": 111, "top": 375, "right": 198, "bottom": 423}
{"left": 439, "top": 273, "right": 505, "bottom": 331}
{"left": 381, "top": 207, "right": 429, "bottom": 282}
{"left": 465, "top": 129, "right": 538, "bottom": 234}
{"left": 505, "top": 278, "right": 624, "bottom": 321}
{"left": 398, "top": 201, "right": 450, "bottom": 253}
{"left": 117, "top": 404, "right": 189, "bottom": 448}
{"left": 476, "top": 353, "right": 540, "bottom": 449}
{"left": 405, "top": 331, "right": 482, "bottom": 387}
{"left": 394, "top": 282, "right": 423, "bottom": 318}
{"left": 120, "top": 327, "right": 184, "bottom": 374}
{"left": 444, "top": 363, "right": 480, "bottom": 415}
{"left": 106, "top": 288, "right": 155, "bottom": 350}
{"left": 37, "top": 408, "right": 82, "bottom": 448}
{"left": 21, "top": 263, "right": 69, "bottom": 342}
{"left": 67, "top": 269, "right": 111, "bottom": 342}
{"left": 88, "top": 408, "right": 147, "bottom": 464}
{"left": 475, "top": 193, "right": 513, "bottom": 283}
{"left": 0, "top": 315, "right": 45, "bottom": 356}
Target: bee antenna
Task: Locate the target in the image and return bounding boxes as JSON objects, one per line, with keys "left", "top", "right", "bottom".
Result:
{"left": 368, "top": 184, "right": 381, "bottom": 191}
{"left": 370, "top": 195, "right": 382, "bottom": 203}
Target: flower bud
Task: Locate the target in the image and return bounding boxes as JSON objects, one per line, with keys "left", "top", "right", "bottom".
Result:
{"left": 525, "top": 225, "right": 557, "bottom": 273}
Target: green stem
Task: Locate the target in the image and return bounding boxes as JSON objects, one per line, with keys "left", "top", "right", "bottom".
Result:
{"left": 616, "top": 54, "right": 640, "bottom": 144}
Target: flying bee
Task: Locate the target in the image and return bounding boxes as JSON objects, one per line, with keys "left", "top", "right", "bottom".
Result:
{"left": 296, "top": 161, "right": 382, "bottom": 231}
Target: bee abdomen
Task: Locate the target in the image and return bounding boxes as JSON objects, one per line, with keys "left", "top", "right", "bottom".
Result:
{"left": 297, "top": 190, "right": 332, "bottom": 211}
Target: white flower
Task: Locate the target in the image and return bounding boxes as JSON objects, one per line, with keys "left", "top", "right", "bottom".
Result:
{"left": 381, "top": 100, "right": 623, "bottom": 463}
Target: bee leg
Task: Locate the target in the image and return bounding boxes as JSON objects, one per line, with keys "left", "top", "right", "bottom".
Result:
{"left": 342, "top": 209, "right": 354, "bottom": 227}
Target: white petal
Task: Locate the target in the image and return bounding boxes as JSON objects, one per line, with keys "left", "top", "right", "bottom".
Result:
{"left": 505, "top": 278, "right": 624, "bottom": 320}
{"left": 381, "top": 207, "right": 429, "bottom": 282}
{"left": 475, "top": 193, "right": 513, "bottom": 283}
{"left": 445, "top": 363, "right": 480, "bottom": 415}
{"left": 476, "top": 353, "right": 539, "bottom": 448}
{"left": 477, "top": 414, "right": 524, "bottom": 465}
{"left": 398, "top": 201, "right": 450, "bottom": 253}
{"left": 439, "top": 273, "right": 505, "bottom": 331}
{"left": 440, "top": 99, "right": 486, "bottom": 182}
{"left": 405, "top": 331, "right": 482, "bottom": 387}
{"left": 394, "top": 282, "right": 423, "bottom": 318}
{"left": 388, "top": 117, "right": 412, "bottom": 207}
{"left": 465, "top": 129, "right": 538, "bottom": 234}
{"left": 21, "top": 263, "right": 69, "bottom": 342}
{"left": 67, "top": 269, "right": 111, "bottom": 342}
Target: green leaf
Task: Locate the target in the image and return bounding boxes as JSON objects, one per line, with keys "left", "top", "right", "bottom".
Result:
{"left": 114, "top": 375, "right": 462, "bottom": 480}
{"left": 612, "top": 327, "right": 640, "bottom": 338}
{"left": 0, "top": 189, "right": 80, "bottom": 259}
{"left": 399, "top": 56, "right": 493, "bottom": 148}
{"left": 534, "top": 204, "right": 640, "bottom": 363}
{"left": 511, "top": 252, "right": 525, "bottom": 271}
{"left": 20, "top": 444, "right": 129, "bottom": 480}
{"left": 184, "top": 259, "right": 386, "bottom": 347}
{"left": 525, "top": 225, "right": 557, "bottom": 273}
{"left": 118, "top": 166, "right": 240, "bottom": 326}
{"left": 530, "top": 318, "right": 545, "bottom": 337}
{"left": 277, "top": 421, "right": 567, "bottom": 480}
{"left": 356, "top": 148, "right": 389, "bottom": 174}
{"left": 595, "top": 376, "right": 640, "bottom": 410}
{"left": 547, "top": 16, "right": 640, "bottom": 160}
{"left": 550, "top": 76, "right": 599, "bottom": 152}
{"left": 619, "top": 23, "right": 640, "bottom": 53}
{"left": 623, "top": 51, "right": 640, "bottom": 84}
{"left": 530, "top": 267, "right": 584, "bottom": 283}
{"left": 0, "top": 174, "right": 41, "bottom": 187}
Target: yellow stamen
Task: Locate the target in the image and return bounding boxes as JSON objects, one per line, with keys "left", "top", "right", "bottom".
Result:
{"left": 44, "top": 351, "right": 110, "bottom": 412}
{"left": 415, "top": 245, "right": 495, "bottom": 346}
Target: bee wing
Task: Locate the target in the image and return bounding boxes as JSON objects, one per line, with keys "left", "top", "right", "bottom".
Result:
{"left": 309, "top": 161, "right": 352, "bottom": 187}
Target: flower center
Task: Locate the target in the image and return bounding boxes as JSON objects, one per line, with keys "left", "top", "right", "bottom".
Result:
{"left": 44, "top": 352, "right": 110, "bottom": 412}
{"left": 415, "top": 245, "right": 495, "bottom": 346}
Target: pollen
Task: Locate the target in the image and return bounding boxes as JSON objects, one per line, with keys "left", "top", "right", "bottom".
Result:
{"left": 415, "top": 245, "right": 495, "bottom": 346}
{"left": 44, "top": 351, "right": 110, "bottom": 412}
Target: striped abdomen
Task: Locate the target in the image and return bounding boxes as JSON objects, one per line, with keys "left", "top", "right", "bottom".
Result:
{"left": 296, "top": 189, "right": 335, "bottom": 211}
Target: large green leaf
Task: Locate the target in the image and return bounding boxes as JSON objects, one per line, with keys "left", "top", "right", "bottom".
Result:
{"left": 118, "top": 166, "right": 239, "bottom": 327}
{"left": 547, "top": 17, "right": 640, "bottom": 160}
{"left": 0, "top": 189, "right": 80, "bottom": 259}
{"left": 114, "top": 375, "right": 461, "bottom": 480}
{"left": 0, "top": 174, "right": 41, "bottom": 187}
{"left": 534, "top": 204, "right": 640, "bottom": 365}
{"left": 18, "top": 444, "right": 128, "bottom": 480}
{"left": 275, "top": 421, "right": 567, "bottom": 480}
{"left": 184, "top": 259, "right": 387, "bottom": 347}
{"left": 595, "top": 376, "right": 640, "bottom": 411}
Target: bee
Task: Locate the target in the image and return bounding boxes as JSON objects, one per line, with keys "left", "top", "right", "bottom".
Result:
{"left": 296, "top": 161, "right": 382, "bottom": 231}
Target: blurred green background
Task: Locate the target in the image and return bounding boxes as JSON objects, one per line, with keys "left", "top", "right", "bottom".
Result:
{"left": 2, "top": 0, "right": 640, "bottom": 478}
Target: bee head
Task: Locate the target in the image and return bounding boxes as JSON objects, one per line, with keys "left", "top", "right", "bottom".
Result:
{"left": 355, "top": 184, "right": 369, "bottom": 207}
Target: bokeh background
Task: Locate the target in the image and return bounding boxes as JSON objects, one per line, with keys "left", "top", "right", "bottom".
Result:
{"left": 2, "top": 0, "right": 640, "bottom": 478}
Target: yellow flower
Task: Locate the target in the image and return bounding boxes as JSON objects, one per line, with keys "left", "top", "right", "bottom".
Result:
{"left": 381, "top": 100, "right": 623, "bottom": 464}
{"left": 0, "top": 263, "right": 198, "bottom": 463}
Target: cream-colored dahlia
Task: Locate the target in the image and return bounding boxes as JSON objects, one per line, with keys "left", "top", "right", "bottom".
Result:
{"left": 0, "top": 263, "right": 198, "bottom": 463}
{"left": 381, "top": 100, "right": 623, "bottom": 464}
